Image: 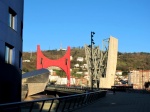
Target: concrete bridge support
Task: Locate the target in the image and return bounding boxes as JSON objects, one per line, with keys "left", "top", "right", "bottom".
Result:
{"left": 100, "top": 36, "right": 118, "bottom": 89}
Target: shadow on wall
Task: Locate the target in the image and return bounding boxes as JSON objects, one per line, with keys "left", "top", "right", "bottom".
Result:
{"left": 0, "top": 55, "right": 21, "bottom": 104}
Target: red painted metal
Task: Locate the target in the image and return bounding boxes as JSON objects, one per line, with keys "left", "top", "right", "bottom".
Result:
{"left": 36, "top": 45, "right": 70, "bottom": 86}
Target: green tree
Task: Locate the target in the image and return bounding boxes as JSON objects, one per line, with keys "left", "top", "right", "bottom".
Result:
{"left": 55, "top": 70, "right": 66, "bottom": 77}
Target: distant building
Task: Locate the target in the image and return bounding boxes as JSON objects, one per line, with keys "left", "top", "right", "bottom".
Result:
{"left": 22, "top": 60, "right": 30, "bottom": 62}
{"left": 49, "top": 75, "right": 60, "bottom": 82}
{"left": 70, "top": 56, "right": 73, "bottom": 60}
{"left": 75, "top": 78, "right": 88, "bottom": 86}
{"left": 74, "top": 64, "right": 79, "bottom": 68}
{"left": 55, "top": 77, "right": 76, "bottom": 85}
{"left": 77, "top": 57, "right": 84, "bottom": 62}
{"left": 129, "top": 70, "right": 150, "bottom": 89}
{"left": 76, "top": 72, "right": 83, "bottom": 74}
{"left": 57, "top": 48, "right": 66, "bottom": 51}
{"left": 116, "top": 70, "right": 122, "bottom": 76}
{"left": 84, "top": 75, "right": 89, "bottom": 81}
{"left": 80, "top": 64, "right": 87, "bottom": 69}
{"left": 83, "top": 72, "right": 88, "bottom": 75}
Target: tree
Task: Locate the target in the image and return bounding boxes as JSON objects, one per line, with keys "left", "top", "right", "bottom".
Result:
{"left": 55, "top": 70, "right": 66, "bottom": 77}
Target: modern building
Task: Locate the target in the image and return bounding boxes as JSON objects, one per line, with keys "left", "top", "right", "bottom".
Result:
{"left": 0, "top": 0, "right": 24, "bottom": 71}
{"left": 0, "top": 0, "right": 24, "bottom": 103}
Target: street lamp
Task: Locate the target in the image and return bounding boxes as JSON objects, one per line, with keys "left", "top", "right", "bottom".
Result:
{"left": 90, "top": 31, "right": 95, "bottom": 91}
{"left": 137, "top": 67, "right": 144, "bottom": 89}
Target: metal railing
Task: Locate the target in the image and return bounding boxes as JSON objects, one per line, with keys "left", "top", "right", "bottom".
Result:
{"left": 46, "top": 85, "right": 98, "bottom": 92}
{"left": 0, "top": 90, "right": 106, "bottom": 112}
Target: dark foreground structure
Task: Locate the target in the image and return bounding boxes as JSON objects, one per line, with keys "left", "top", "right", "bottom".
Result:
{"left": 0, "top": 62, "right": 21, "bottom": 104}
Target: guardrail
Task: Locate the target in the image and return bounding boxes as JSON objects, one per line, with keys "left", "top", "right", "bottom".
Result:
{"left": 0, "top": 90, "right": 106, "bottom": 112}
{"left": 46, "top": 85, "right": 99, "bottom": 93}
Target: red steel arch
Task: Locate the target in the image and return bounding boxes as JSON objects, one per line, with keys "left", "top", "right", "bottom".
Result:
{"left": 36, "top": 45, "right": 70, "bottom": 86}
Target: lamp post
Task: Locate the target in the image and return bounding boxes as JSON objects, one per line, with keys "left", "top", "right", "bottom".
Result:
{"left": 137, "top": 67, "right": 144, "bottom": 89}
{"left": 90, "top": 31, "right": 95, "bottom": 91}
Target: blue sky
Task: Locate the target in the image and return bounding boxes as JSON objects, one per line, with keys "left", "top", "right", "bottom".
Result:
{"left": 23, "top": 0, "right": 150, "bottom": 52}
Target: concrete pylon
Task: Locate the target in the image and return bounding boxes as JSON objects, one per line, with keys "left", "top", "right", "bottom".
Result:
{"left": 100, "top": 36, "right": 118, "bottom": 88}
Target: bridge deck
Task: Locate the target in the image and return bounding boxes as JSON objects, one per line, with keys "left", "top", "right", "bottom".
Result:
{"left": 73, "top": 91, "right": 150, "bottom": 112}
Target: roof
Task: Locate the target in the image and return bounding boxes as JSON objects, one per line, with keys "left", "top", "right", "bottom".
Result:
{"left": 22, "top": 68, "right": 49, "bottom": 79}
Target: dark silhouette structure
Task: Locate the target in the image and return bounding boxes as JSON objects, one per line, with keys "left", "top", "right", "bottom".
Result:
{"left": 0, "top": 58, "right": 21, "bottom": 104}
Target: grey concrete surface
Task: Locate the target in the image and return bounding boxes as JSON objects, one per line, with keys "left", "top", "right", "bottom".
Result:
{"left": 73, "top": 91, "right": 150, "bottom": 112}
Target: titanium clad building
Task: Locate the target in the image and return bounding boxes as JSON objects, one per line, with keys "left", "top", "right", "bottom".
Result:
{"left": 0, "top": 0, "right": 24, "bottom": 71}
{"left": 0, "top": 0, "right": 24, "bottom": 103}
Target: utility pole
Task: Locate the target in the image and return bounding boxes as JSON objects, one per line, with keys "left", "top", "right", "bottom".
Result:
{"left": 90, "top": 31, "right": 95, "bottom": 91}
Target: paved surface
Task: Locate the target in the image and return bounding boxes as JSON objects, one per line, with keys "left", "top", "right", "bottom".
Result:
{"left": 73, "top": 91, "right": 150, "bottom": 112}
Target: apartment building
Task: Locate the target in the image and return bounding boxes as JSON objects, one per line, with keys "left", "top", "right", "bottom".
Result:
{"left": 129, "top": 70, "right": 150, "bottom": 89}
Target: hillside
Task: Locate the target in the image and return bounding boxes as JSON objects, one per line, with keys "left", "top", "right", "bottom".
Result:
{"left": 22, "top": 48, "right": 150, "bottom": 72}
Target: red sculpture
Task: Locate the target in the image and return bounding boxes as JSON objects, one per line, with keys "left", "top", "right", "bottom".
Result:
{"left": 36, "top": 45, "right": 70, "bottom": 86}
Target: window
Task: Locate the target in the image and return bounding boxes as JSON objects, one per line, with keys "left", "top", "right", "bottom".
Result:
{"left": 5, "top": 44, "right": 14, "bottom": 64}
{"left": 9, "top": 7, "right": 17, "bottom": 30}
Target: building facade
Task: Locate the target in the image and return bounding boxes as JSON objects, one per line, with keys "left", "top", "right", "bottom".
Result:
{"left": 0, "top": 0, "right": 24, "bottom": 72}
{"left": 129, "top": 70, "right": 150, "bottom": 89}
{"left": 0, "top": 0, "right": 24, "bottom": 103}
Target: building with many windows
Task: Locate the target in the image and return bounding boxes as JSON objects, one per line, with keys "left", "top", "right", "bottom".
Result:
{"left": 0, "top": 0, "right": 24, "bottom": 103}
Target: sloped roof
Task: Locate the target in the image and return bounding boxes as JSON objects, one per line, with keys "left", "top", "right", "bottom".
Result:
{"left": 22, "top": 68, "right": 49, "bottom": 78}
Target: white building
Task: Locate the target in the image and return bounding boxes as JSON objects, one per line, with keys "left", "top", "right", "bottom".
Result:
{"left": 22, "top": 60, "right": 30, "bottom": 62}
{"left": 55, "top": 77, "right": 76, "bottom": 85}
{"left": 116, "top": 70, "right": 122, "bottom": 76}
{"left": 76, "top": 72, "right": 83, "bottom": 74}
{"left": 70, "top": 56, "right": 73, "bottom": 60}
{"left": 77, "top": 57, "right": 84, "bottom": 62}
{"left": 74, "top": 64, "right": 79, "bottom": 68}
{"left": 49, "top": 75, "right": 60, "bottom": 82}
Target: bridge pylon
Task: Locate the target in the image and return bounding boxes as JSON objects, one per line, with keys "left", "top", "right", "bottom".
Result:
{"left": 85, "top": 36, "right": 118, "bottom": 89}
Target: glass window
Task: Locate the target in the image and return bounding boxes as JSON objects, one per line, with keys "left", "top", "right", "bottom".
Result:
{"left": 5, "top": 44, "right": 14, "bottom": 64}
{"left": 9, "top": 8, "right": 17, "bottom": 31}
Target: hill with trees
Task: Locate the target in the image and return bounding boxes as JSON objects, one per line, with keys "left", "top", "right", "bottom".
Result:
{"left": 22, "top": 47, "right": 150, "bottom": 73}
